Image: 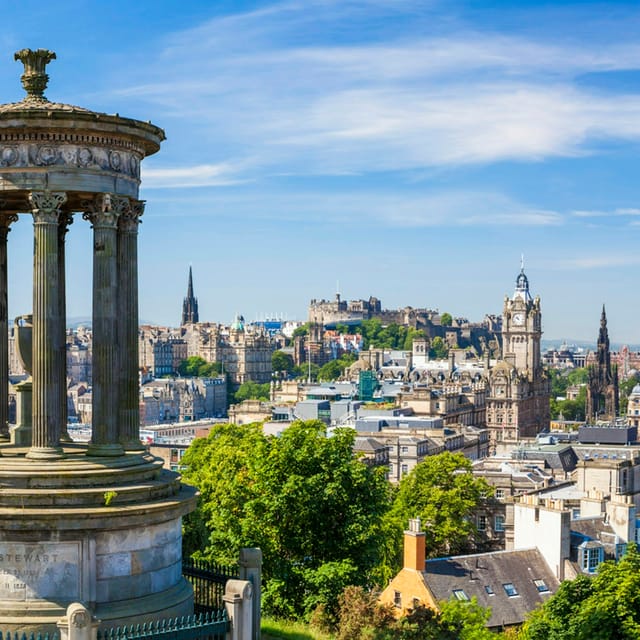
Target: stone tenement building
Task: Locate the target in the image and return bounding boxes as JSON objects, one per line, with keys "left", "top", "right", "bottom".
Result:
{"left": 181, "top": 315, "right": 272, "bottom": 385}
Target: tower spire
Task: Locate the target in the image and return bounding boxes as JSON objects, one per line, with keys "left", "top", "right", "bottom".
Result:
{"left": 181, "top": 266, "right": 199, "bottom": 325}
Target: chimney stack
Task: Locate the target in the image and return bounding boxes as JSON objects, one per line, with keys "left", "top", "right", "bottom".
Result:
{"left": 403, "top": 517, "right": 426, "bottom": 571}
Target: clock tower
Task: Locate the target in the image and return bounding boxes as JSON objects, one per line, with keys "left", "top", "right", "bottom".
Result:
{"left": 502, "top": 265, "right": 542, "bottom": 375}
{"left": 486, "top": 263, "right": 550, "bottom": 452}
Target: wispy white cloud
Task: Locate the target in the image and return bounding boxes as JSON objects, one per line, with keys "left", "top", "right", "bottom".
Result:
{"left": 143, "top": 187, "right": 562, "bottom": 228}
{"left": 572, "top": 208, "right": 640, "bottom": 218}
{"left": 106, "top": 1, "right": 640, "bottom": 181}
{"left": 142, "top": 161, "right": 253, "bottom": 188}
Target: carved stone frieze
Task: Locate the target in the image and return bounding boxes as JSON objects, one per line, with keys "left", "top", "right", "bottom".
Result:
{"left": 29, "top": 191, "right": 67, "bottom": 224}
{"left": 0, "top": 142, "right": 142, "bottom": 179}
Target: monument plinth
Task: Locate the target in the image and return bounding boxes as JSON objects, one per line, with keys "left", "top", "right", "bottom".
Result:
{"left": 0, "top": 50, "right": 197, "bottom": 632}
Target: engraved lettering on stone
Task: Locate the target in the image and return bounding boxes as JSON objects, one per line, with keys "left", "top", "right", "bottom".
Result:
{"left": 0, "top": 542, "right": 81, "bottom": 601}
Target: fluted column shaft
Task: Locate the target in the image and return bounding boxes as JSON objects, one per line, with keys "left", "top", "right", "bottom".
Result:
{"left": 118, "top": 200, "right": 145, "bottom": 449}
{"left": 0, "top": 213, "right": 17, "bottom": 441}
{"left": 28, "top": 191, "right": 66, "bottom": 459}
{"left": 58, "top": 214, "right": 73, "bottom": 442}
{"left": 83, "top": 194, "right": 124, "bottom": 457}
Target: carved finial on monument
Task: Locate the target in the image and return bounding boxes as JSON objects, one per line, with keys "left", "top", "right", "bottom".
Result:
{"left": 14, "top": 48, "right": 56, "bottom": 102}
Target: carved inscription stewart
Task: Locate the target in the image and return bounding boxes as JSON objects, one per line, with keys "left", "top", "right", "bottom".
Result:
{"left": 0, "top": 542, "right": 81, "bottom": 601}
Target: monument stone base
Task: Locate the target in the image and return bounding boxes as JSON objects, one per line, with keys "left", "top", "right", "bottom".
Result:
{"left": 0, "top": 447, "right": 197, "bottom": 634}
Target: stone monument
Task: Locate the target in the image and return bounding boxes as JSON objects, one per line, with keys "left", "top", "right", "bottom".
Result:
{"left": 0, "top": 49, "right": 197, "bottom": 632}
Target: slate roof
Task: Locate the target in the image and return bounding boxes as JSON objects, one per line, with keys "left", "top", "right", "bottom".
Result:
{"left": 424, "top": 548, "right": 559, "bottom": 628}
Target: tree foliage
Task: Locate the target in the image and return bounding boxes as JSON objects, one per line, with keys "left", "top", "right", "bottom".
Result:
{"left": 318, "top": 353, "right": 358, "bottom": 381}
{"left": 356, "top": 320, "right": 425, "bottom": 351}
{"left": 272, "top": 350, "right": 295, "bottom": 374}
{"left": 181, "top": 420, "right": 391, "bottom": 620}
{"left": 440, "top": 313, "right": 453, "bottom": 327}
{"left": 332, "top": 588, "right": 494, "bottom": 640}
{"left": 233, "top": 381, "right": 271, "bottom": 403}
{"left": 177, "top": 356, "right": 222, "bottom": 377}
{"left": 389, "top": 452, "right": 492, "bottom": 561}
{"left": 292, "top": 323, "right": 311, "bottom": 338}
{"left": 519, "top": 545, "right": 640, "bottom": 640}
{"left": 429, "top": 336, "right": 449, "bottom": 360}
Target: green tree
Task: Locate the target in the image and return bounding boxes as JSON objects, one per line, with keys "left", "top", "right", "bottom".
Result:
{"left": 318, "top": 353, "right": 358, "bottom": 382}
{"left": 619, "top": 373, "right": 640, "bottom": 414}
{"left": 292, "top": 323, "right": 310, "bottom": 338}
{"left": 292, "top": 362, "right": 320, "bottom": 382}
{"left": 272, "top": 350, "right": 294, "bottom": 374}
{"left": 389, "top": 452, "right": 492, "bottom": 563}
{"left": 182, "top": 420, "right": 391, "bottom": 621}
{"left": 440, "top": 313, "right": 453, "bottom": 327}
{"left": 233, "top": 381, "right": 271, "bottom": 403}
{"left": 333, "top": 590, "right": 494, "bottom": 640}
{"left": 520, "top": 545, "right": 640, "bottom": 639}
{"left": 429, "top": 336, "right": 448, "bottom": 359}
{"left": 177, "top": 356, "right": 221, "bottom": 377}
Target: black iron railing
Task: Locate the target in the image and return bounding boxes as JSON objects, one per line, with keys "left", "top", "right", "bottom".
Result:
{"left": 182, "top": 557, "right": 239, "bottom": 614}
{"left": 97, "top": 610, "right": 228, "bottom": 640}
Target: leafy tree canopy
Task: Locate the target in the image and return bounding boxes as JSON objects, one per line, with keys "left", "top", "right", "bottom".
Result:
{"left": 272, "top": 350, "right": 294, "bottom": 373}
{"left": 519, "top": 545, "right": 640, "bottom": 640}
{"left": 430, "top": 336, "right": 449, "bottom": 360}
{"left": 177, "top": 356, "right": 222, "bottom": 378}
{"left": 318, "top": 353, "right": 358, "bottom": 382}
{"left": 181, "top": 420, "right": 391, "bottom": 621}
{"left": 355, "top": 319, "right": 425, "bottom": 351}
{"left": 440, "top": 312, "right": 453, "bottom": 327}
{"left": 292, "top": 323, "right": 310, "bottom": 338}
{"left": 389, "top": 452, "right": 492, "bottom": 561}
{"left": 233, "top": 380, "right": 271, "bottom": 403}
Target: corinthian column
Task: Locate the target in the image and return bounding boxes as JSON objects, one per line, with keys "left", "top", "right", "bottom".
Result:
{"left": 27, "top": 191, "right": 66, "bottom": 460}
{"left": 58, "top": 213, "right": 73, "bottom": 442}
{"left": 83, "top": 194, "right": 124, "bottom": 457}
{"left": 0, "top": 211, "right": 18, "bottom": 442}
{"left": 118, "top": 200, "right": 145, "bottom": 450}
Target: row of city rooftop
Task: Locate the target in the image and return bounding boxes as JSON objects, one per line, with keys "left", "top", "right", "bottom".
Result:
{"left": 6, "top": 264, "right": 631, "bottom": 457}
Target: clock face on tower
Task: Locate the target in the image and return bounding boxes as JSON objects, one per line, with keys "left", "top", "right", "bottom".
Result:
{"left": 512, "top": 312, "right": 525, "bottom": 326}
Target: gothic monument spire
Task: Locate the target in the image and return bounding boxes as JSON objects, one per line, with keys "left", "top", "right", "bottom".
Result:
{"left": 181, "top": 265, "right": 199, "bottom": 324}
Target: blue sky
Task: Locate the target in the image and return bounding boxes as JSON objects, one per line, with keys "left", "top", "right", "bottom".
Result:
{"left": 2, "top": 1, "right": 640, "bottom": 343}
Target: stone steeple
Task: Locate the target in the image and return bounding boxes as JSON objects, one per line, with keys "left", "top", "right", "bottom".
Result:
{"left": 181, "top": 266, "right": 199, "bottom": 325}
{"left": 586, "top": 305, "right": 619, "bottom": 422}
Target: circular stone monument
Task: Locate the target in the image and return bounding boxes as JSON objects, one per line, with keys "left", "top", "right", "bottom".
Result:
{"left": 0, "top": 50, "right": 197, "bottom": 632}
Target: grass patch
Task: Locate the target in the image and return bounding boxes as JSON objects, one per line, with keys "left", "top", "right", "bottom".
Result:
{"left": 261, "top": 617, "right": 332, "bottom": 640}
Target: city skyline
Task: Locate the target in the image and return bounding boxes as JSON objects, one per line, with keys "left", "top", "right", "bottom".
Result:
{"left": 1, "top": 1, "right": 639, "bottom": 342}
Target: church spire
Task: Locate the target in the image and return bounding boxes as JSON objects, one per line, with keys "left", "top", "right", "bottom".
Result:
{"left": 181, "top": 266, "right": 199, "bottom": 325}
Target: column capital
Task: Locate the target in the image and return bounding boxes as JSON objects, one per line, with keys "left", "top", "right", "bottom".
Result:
{"left": 29, "top": 191, "right": 67, "bottom": 224}
{"left": 119, "top": 199, "right": 145, "bottom": 233}
{"left": 0, "top": 212, "right": 19, "bottom": 235}
{"left": 82, "top": 193, "right": 127, "bottom": 228}
{"left": 59, "top": 212, "right": 74, "bottom": 235}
